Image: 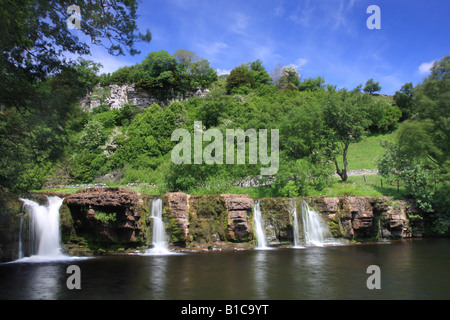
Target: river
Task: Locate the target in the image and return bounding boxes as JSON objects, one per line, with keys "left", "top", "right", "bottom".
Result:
{"left": 0, "top": 239, "right": 449, "bottom": 300}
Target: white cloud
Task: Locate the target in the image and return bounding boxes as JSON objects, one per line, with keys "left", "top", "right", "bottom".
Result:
{"left": 295, "top": 58, "right": 308, "bottom": 68}
{"left": 216, "top": 69, "right": 231, "bottom": 76}
{"left": 198, "top": 41, "right": 228, "bottom": 58}
{"left": 418, "top": 60, "right": 435, "bottom": 75}
{"left": 231, "top": 12, "right": 249, "bottom": 35}
{"left": 287, "top": 58, "right": 308, "bottom": 72}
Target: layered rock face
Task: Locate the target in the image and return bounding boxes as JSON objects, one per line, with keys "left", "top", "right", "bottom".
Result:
{"left": 81, "top": 84, "right": 211, "bottom": 110}
{"left": 309, "top": 196, "right": 422, "bottom": 239}
{"left": 0, "top": 189, "right": 426, "bottom": 261}
{"left": 65, "top": 188, "right": 146, "bottom": 246}
{"left": 60, "top": 190, "right": 424, "bottom": 254}
{"left": 222, "top": 194, "right": 253, "bottom": 241}
{"left": 164, "top": 192, "right": 190, "bottom": 242}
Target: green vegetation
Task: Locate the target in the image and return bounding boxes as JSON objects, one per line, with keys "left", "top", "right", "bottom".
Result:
{"left": 337, "top": 132, "right": 396, "bottom": 171}
{"left": 94, "top": 212, "right": 117, "bottom": 224}
{"left": 0, "top": 1, "right": 448, "bottom": 236}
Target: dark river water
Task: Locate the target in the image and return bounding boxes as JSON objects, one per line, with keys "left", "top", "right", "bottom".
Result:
{"left": 1, "top": 239, "right": 449, "bottom": 300}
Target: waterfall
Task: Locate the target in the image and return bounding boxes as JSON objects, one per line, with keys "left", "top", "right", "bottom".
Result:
{"left": 19, "top": 196, "right": 65, "bottom": 259}
{"left": 291, "top": 199, "right": 304, "bottom": 248}
{"left": 18, "top": 210, "right": 24, "bottom": 259}
{"left": 146, "top": 198, "right": 172, "bottom": 255}
{"left": 301, "top": 200, "right": 331, "bottom": 247}
{"left": 253, "top": 200, "right": 269, "bottom": 249}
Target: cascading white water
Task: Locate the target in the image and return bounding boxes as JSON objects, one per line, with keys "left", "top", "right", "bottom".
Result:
{"left": 291, "top": 199, "right": 304, "bottom": 248}
{"left": 146, "top": 198, "right": 172, "bottom": 255}
{"left": 18, "top": 211, "right": 24, "bottom": 259}
{"left": 19, "top": 196, "right": 65, "bottom": 258}
{"left": 253, "top": 200, "right": 269, "bottom": 249}
{"left": 301, "top": 200, "right": 329, "bottom": 247}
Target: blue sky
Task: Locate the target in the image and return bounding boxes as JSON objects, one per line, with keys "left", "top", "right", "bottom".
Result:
{"left": 83, "top": 0, "right": 450, "bottom": 95}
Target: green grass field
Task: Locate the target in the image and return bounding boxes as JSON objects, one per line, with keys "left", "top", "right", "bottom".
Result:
{"left": 337, "top": 131, "right": 397, "bottom": 171}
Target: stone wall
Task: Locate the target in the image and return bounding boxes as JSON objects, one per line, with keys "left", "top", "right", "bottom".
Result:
{"left": 80, "top": 84, "right": 211, "bottom": 111}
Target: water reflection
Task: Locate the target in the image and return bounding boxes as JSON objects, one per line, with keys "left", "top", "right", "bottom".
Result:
{"left": 1, "top": 240, "right": 449, "bottom": 300}
{"left": 253, "top": 250, "right": 270, "bottom": 299}
{"left": 147, "top": 256, "right": 169, "bottom": 299}
{"left": 28, "top": 264, "right": 62, "bottom": 300}
{"left": 301, "top": 248, "right": 333, "bottom": 299}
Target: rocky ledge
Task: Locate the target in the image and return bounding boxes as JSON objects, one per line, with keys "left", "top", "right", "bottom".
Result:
{"left": 62, "top": 190, "right": 422, "bottom": 252}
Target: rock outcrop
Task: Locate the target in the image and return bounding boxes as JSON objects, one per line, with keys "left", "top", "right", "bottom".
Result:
{"left": 308, "top": 196, "right": 421, "bottom": 239}
{"left": 221, "top": 194, "right": 253, "bottom": 241}
{"left": 80, "top": 84, "right": 211, "bottom": 110}
{"left": 164, "top": 192, "right": 190, "bottom": 242}
{"left": 63, "top": 191, "right": 422, "bottom": 250}
{"left": 65, "top": 188, "right": 146, "bottom": 246}
{"left": 2, "top": 189, "right": 425, "bottom": 261}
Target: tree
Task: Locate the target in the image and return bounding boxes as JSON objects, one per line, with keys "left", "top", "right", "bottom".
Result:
{"left": 298, "top": 77, "right": 325, "bottom": 92}
{"left": 393, "top": 82, "right": 415, "bottom": 121}
{"left": 174, "top": 49, "right": 198, "bottom": 76}
{"left": 323, "top": 91, "right": 371, "bottom": 182}
{"left": 413, "top": 55, "right": 450, "bottom": 171}
{"left": 0, "top": 0, "right": 151, "bottom": 110}
{"left": 278, "top": 66, "right": 301, "bottom": 89}
{"left": 226, "top": 64, "right": 255, "bottom": 94}
{"left": 249, "top": 60, "right": 272, "bottom": 87}
{"left": 363, "top": 78, "right": 381, "bottom": 95}
{"left": 0, "top": 0, "right": 151, "bottom": 194}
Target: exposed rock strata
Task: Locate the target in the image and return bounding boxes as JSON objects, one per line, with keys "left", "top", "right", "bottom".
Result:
{"left": 65, "top": 188, "right": 145, "bottom": 245}
{"left": 17, "top": 190, "right": 421, "bottom": 259}
{"left": 221, "top": 194, "right": 253, "bottom": 241}
{"left": 80, "top": 84, "right": 210, "bottom": 110}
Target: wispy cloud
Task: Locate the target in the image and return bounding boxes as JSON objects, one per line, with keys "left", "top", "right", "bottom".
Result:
{"left": 196, "top": 41, "right": 228, "bottom": 62}
{"left": 418, "top": 60, "right": 435, "bottom": 75}
{"left": 216, "top": 69, "right": 231, "bottom": 76}
{"left": 231, "top": 12, "right": 249, "bottom": 35}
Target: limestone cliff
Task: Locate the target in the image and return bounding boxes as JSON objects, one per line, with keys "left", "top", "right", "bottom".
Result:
{"left": 80, "top": 84, "right": 210, "bottom": 110}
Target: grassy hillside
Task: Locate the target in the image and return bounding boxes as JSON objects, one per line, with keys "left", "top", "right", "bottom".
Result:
{"left": 337, "top": 131, "right": 397, "bottom": 171}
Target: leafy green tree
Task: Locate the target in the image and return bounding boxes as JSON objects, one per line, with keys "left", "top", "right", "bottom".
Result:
{"left": 324, "top": 91, "right": 371, "bottom": 181}
{"left": 278, "top": 66, "right": 300, "bottom": 89}
{"left": 249, "top": 60, "right": 272, "bottom": 87}
{"left": 414, "top": 55, "right": 450, "bottom": 171}
{"left": 226, "top": 64, "right": 255, "bottom": 94}
{"left": 378, "top": 140, "right": 437, "bottom": 212}
{"left": 174, "top": 49, "right": 217, "bottom": 91}
{"left": 142, "top": 51, "right": 177, "bottom": 78}
{"left": 366, "top": 99, "right": 402, "bottom": 133}
{"left": 298, "top": 77, "right": 325, "bottom": 92}
{"left": 79, "top": 120, "right": 108, "bottom": 151}
{"left": 363, "top": 78, "right": 381, "bottom": 95}
{"left": 0, "top": 0, "right": 151, "bottom": 111}
{"left": 0, "top": 0, "right": 151, "bottom": 193}
{"left": 393, "top": 82, "right": 415, "bottom": 121}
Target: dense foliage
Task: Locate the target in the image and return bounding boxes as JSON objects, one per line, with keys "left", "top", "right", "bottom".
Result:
{"left": 0, "top": 0, "right": 151, "bottom": 194}
{"left": 379, "top": 56, "right": 450, "bottom": 236}
{"left": 0, "top": 1, "right": 448, "bottom": 234}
